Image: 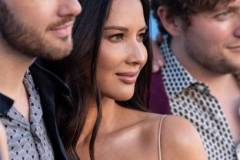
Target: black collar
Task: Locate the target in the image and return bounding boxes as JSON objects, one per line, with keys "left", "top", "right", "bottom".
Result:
{"left": 0, "top": 93, "right": 13, "bottom": 115}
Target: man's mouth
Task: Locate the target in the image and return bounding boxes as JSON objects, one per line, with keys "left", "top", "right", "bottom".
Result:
{"left": 49, "top": 21, "right": 74, "bottom": 39}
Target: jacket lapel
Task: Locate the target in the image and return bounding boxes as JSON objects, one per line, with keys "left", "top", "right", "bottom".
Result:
{"left": 30, "top": 63, "right": 69, "bottom": 160}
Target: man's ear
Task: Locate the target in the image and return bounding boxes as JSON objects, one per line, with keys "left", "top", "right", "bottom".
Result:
{"left": 157, "top": 6, "right": 183, "bottom": 36}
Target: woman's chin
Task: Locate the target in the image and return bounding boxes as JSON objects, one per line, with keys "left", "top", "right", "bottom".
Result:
{"left": 113, "top": 92, "right": 134, "bottom": 101}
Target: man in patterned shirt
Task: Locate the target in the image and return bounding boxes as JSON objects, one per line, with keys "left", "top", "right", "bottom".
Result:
{"left": 0, "top": 0, "right": 81, "bottom": 159}
{"left": 150, "top": 0, "right": 240, "bottom": 159}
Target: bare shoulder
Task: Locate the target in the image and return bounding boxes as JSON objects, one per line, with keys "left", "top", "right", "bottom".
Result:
{"left": 160, "top": 115, "right": 208, "bottom": 160}
{"left": 127, "top": 112, "right": 207, "bottom": 159}
{"left": 162, "top": 115, "right": 198, "bottom": 138}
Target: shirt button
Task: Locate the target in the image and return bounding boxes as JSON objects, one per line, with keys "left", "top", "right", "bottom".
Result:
{"left": 32, "top": 133, "right": 41, "bottom": 143}
{"left": 196, "top": 84, "right": 209, "bottom": 94}
{"left": 236, "top": 143, "right": 240, "bottom": 160}
{"left": 207, "top": 127, "right": 219, "bottom": 136}
{"left": 214, "top": 113, "right": 223, "bottom": 121}
{"left": 196, "top": 85, "right": 205, "bottom": 91}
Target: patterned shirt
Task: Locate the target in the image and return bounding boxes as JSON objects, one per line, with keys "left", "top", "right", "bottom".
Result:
{"left": 0, "top": 70, "right": 54, "bottom": 160}
{"left": 161, "top": 35, "right": 238, "bottom": 160}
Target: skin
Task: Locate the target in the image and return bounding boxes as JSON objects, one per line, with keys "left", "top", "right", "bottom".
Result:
{"left": 0, "top": 123, "right": 8, "bottom": 160}
{"left": 76, "top": 0, "right": 207, "bottom": 159}
{"left": 158, "top": 0, "right": 240, "bottom": 142}
{"left": 0, "top": 0, "right": 81, "bottom": 120}
{"left": 96, "top": 0, "right": 148, "bottom": 101}
{"left": 181, "top": 1, "right": 240, "bottom": 74}
{"left": 157, "top": 0, "right": 240, "bottom": 74}
{"left": 1, "top": 0, "right": 81, "bottom": 60}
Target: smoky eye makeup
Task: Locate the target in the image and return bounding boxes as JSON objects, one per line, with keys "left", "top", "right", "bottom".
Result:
{"left": 103, "top": 30, "right": 125, "bottom": 42}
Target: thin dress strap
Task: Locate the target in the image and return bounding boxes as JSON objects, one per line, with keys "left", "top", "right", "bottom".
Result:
{"left": 157, "top": 115, "right": 167, "bottom": 160}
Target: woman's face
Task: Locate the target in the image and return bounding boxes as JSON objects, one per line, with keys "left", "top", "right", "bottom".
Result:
{"left": 96, "top": 0, "right": 148, "bottom": 101}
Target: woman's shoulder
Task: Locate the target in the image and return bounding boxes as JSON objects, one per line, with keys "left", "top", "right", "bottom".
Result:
{"left": 123, "top": 109, "right": 194, "bottom": 131}
{"left": 136, "top": 112, "right": 208, "bottom": 160}
{"left": 134, "top": 111, "right": 190, "bottom": 129}
{"left": 122, "top": 109, "right": 198, "bottom": 134}
{"left": 143, "top": 113, "right": 198, "bottom": 136}
{"left": 136, "top": 113, "right": 196, "bottom": 139}
{"left": 137, "top": 112, "right": 197, "bottom": 135}
{"left": 155, "top": 115, "right": 207, "bottom": 160}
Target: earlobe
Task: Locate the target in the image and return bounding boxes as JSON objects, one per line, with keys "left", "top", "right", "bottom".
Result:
{"left": 157, "top": 6, "right": 182, "bottom": 36}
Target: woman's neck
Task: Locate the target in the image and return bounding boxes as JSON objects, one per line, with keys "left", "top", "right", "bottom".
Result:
{"left": 77, "top": 100, "right": 98, "bottom": 145}
{"left": 77, "top": 98, "right": 121, "bottom": 144}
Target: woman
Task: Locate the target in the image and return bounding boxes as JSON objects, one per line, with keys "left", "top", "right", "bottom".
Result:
{"left": 0, "top": 122, "right": 9, "bottom": 160}
{"left": 56, "top": 0, "right": 207, "bottom": 159}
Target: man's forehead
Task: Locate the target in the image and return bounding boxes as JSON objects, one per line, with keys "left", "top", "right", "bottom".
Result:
{"left": 213, "top": 0, "right": 239, "bottom": 11}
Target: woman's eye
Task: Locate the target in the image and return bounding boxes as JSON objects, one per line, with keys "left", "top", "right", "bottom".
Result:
{"left": 137, "top": 32, "right": 147, "bottom": 42}
{"left": 108, "top": 34, "right": 124, "bottom": 42}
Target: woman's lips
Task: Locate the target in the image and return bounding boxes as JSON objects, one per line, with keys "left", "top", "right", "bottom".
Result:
{"left": 116, "top": 72, "right": 138, "bottom": 84}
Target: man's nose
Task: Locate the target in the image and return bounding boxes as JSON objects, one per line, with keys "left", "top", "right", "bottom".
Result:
{"left": 58, "top": 0, "right": 82, "bottom": 17}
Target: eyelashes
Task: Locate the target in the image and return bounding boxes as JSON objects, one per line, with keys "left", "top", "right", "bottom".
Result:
{"left": 214, "top": 7, "right": 240, "bottom": 21}
{"left": 106, "top": 32, "right": 147, "bottom": 43}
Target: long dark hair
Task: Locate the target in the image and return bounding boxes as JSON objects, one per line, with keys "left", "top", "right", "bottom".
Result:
{"left": 56, "top": 0, "right": 152, "bottom": 159}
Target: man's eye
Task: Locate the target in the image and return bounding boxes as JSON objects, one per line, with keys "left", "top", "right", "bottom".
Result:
{"left": 214, "top": 10, "right": 233, "bottom": 20}
{"left": 217, "top": 11, "right": 230, "bottom": 16}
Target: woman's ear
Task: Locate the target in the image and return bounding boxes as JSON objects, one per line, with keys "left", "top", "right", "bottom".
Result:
{"left": 157, "top": 6, "right": 183, "bottom": 36}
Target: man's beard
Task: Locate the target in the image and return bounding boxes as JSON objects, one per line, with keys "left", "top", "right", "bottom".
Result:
{"left": 0, "top": 1, "right": 73, "bottom": 60}
{"left": 185, "top": 39, "right": 240, "bottom": 75}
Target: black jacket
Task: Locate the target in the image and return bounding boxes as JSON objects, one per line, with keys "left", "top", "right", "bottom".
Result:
{"left": 30, "top": 62, "right": 69, "bottom": 160}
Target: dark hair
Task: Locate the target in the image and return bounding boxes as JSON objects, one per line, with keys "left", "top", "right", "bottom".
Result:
{"left": 56, "top": 0, "right": 152, "bottom": 159}
{"left": 151, "top": 0, "right": 234, "bottom": 34}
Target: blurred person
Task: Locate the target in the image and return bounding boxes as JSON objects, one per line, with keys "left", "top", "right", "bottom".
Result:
{"left": 150, "top": 12, "right": 164, "bottom": 72}
{"left": 150, "top": 0, "right": 240, "bottom": 159}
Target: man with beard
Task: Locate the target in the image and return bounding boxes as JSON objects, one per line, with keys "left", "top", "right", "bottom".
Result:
{"left": 0, "top": 0, "right": 81, "bottom": 159}
{"left": 149, "top": 0, "right": 240, "bottom": 159}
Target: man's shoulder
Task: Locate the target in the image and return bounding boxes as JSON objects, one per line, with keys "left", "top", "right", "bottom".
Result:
{"left": 29, "top": 61, "right": 69, "bottom": 95}
{"left": 29, "top": 62, "right": 69, "bottom": 160}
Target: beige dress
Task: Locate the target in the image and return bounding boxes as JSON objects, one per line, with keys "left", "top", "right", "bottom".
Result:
{"left": 157, "top": 116, "right": 167, "bottom": 160}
